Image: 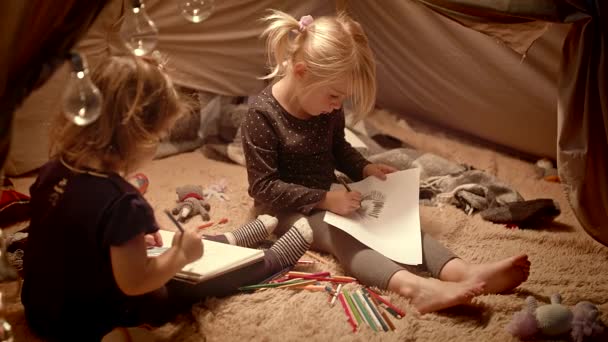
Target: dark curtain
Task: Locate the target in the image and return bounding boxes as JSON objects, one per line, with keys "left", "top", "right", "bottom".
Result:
{"left": 0, "top": 0, "right": 110, "bottom": 174}
{"left": 415, "top": 0, "right": 608, "bottom": 245}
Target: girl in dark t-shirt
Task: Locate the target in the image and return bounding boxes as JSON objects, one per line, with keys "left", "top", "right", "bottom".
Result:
{"left": 22, "top": 56, "right": 313, "bottom": 341}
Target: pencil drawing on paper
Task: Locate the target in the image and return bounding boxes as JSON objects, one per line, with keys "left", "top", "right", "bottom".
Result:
{"left": 354, "top": 190, "right": 386, "bottom": 221}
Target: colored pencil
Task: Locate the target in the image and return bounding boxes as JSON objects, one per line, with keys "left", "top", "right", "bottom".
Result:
{"left": 356, "top": 290, "right": 382, "bottom": 331}
{"left": 338, "top": 177, "right": 352, "bottom": 192}
{"left": 259, "top": 266, "right": 293, "bottom": 284}
{"left": 330, "top": 284, "right": 343, "bottom": 307}
{"left": 296, "top": 285, "right": 327, "bottom": 292}
{"left": 164, "top": 209, "right": 184, "bottom": 233}
{"left": 338, "top": 292, "right": 358, "bottom": 332}
{"left": 238, "top": 278, "right": 304, "bottom": 291}
{"left": 352, "top": 291, "right": 378, "bottom": 332}
{"left": 366, "top": 288, "right": 405, "bottom": 318}
{"left": 343, "top": 291, "right": 363, "bottom": 327}
{"left": 287, "top": 271, "right": 330, "bottom": 277}
{"left": 285, "top": 275, "right": 356, "bottom": 283}
{"left": 367, "top": 290, "right": 396, "bottom": 329}
{"left": 296, "top": 260, "right": 316, "bottom": 265}
{"left": 276, "top": 279, "right": 317, "bottom": 288}
{"left": 380, "top": 311, "right": 396, "bottom": 331}
{"left": 304, "top": 251, "right": 332, "bottom": 264}
{"left": 361, "top": 290, "right": 389, "bottom": 332}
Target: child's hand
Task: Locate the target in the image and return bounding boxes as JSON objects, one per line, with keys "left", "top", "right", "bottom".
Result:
{"left": 321, "top": 190, "right": 362, "bottom": 216}
{"left": 171, "top": 228, "right": 205, "bottom": 264}
{"left": 363, "top": 163, "right": 397, "bottom": 180}
{"left": 144, "top": 231, "right": 163, "bottom": 247}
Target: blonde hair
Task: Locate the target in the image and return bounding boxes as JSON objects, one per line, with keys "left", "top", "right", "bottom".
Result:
{"left": 261, "top": 10, "right": 377, "bottom": 118}
{"left": 51, "top": 55, "right": 190, "bottom": 175}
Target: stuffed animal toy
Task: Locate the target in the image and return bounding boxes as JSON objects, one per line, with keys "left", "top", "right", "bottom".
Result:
{"left": 171, "top": 185, "right": 211, "bottom": 222}
{"left": 505, "top": 294, "right": 605, "bottom": 341}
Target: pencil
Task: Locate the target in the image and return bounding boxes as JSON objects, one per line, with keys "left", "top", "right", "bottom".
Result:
{"left": 337, "top": 177, "right": 352, "bottom": 192}
{"left": 276, "top": 279, "right": 318, "bottom": 289}
{"left": 164, "top": 209, "right": 184, "bottom": 233}
{"left": 366, "top": 288, "right": 405, "bottom": 318}
{"left": 330, "top": 284, "right": 343, "bottom": 306}
{"left": 355, "top": 289, "right": 382, "bottom": 331}
{"left": 337, "top": 292, "right": 358, "bottom": 332}
{"left": 343, "top": 291, "right": 363, "bottom": 327}
{"left": 367, "top": 290, "right": 392, "bottom": 327}
{"left": 361, "top": 290, "right": 389, "bottom": 332}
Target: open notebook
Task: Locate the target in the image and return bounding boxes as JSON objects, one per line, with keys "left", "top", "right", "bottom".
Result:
{"left": 147, "top": 230, "right": 265, "bottom": 283}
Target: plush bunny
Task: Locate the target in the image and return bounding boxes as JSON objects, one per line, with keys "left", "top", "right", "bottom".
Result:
{"left": 505, "top": 294, "right": 604, "bottom": 341}
{"left": 171, "top": 185, "right": 211, "bottom": 222}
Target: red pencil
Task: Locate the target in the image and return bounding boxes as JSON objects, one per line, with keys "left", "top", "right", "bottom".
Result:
{"left": 338, "top": 292, "right": 357, "bottom": 332}
{"left": 285, "top": 275, "right": 356, "bottom": 283}
{"left": 365, "top": 288, "right": 406, "bottom": 318}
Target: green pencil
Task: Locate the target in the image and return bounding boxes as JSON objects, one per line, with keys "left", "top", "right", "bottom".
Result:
{"left": 352, "top": 291, "right": 378, "bottom": 332}
{"left": 238, "top": 278, "right": 308, "bottom": 291}
{"left": 343, "top": 291, "right": 363, "bottom": 326}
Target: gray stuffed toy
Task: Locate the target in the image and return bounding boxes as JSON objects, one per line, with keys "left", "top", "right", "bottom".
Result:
{"left": 171, "top": 185, "right": 211, "bottom": 222}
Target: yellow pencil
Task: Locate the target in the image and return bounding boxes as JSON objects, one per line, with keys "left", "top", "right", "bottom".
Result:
{"left": 276, "top": 279, "right": 317, "bottom": 289}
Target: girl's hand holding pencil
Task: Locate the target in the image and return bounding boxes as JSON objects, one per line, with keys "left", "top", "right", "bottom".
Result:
{"left": 164, "top": 209, "right": 205, "bottom": 264}
{"left": 317, "top": 187, "right": 362, "bottom": 215}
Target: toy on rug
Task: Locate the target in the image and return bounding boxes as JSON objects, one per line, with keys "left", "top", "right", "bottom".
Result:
{"left": 203, "top": 178, "right": 229, "bottom": 201}
{"left": 171, "top": 185, "right": 211, "bottom": 222}
{"left": 505, "top": 294, "right": 605, "bottom": 341}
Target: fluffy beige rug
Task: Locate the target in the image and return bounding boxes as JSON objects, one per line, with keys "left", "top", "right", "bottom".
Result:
{"left": 3, "top": 110, "right": 607, "bottom": 342}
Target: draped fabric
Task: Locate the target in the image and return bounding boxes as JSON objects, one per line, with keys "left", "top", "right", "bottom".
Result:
{"left": 412, "top": 0, "right": 608, "bottom": 245}
{"left": 0, "top": 0, "right": 109, "bottom": 172}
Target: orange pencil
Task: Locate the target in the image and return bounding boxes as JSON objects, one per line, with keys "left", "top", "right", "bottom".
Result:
{"left": 197, "top": 221, "right": 214, "bottom": 229}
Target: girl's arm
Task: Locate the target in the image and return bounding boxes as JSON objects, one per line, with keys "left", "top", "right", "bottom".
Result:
{"left": 332, "top": 110, "right": 371, "bottom": 181}
{"left": 110, "top": 230, "right": 202, "bottom": 296}
{"left": 241, "top": 108, "right": 326, "bottom": 214}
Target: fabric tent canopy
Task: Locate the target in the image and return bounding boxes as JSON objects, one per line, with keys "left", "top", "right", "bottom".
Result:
{"left": 405, "top": 0, "right": 607, "bottom": 246}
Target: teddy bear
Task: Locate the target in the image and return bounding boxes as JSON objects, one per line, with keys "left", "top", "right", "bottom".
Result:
{"left": 505, "top": 294, "right": 605, "bottom": 341}
{"left": 171, "top": 185, "right": 211, "bottom": 222}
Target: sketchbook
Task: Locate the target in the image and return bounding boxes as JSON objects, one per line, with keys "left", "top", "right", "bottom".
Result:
{"left": 323, "top": 168, "right": 422, "bottom": 265}
{"left": 147, "top": 230, "right": 265, "bottom": 283}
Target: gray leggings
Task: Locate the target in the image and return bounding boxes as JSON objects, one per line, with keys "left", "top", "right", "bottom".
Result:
{"left": 254, "top": 207, "right": 457, "bottom": 289}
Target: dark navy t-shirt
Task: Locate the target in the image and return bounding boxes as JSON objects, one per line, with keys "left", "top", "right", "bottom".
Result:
{"left": 21, "top": 159, "right": 159, "bottom": 340}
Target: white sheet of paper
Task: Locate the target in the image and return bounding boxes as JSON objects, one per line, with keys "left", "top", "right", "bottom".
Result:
{"left": 150, "top": 230, "right": 264, "bottom": 282}
{"left": 323, "top": 168, "right": 422, "bottom": 265}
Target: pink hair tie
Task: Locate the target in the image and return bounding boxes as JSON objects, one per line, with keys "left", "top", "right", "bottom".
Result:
{"left": 298, "top": 15, "right": 314, "bottom": 32}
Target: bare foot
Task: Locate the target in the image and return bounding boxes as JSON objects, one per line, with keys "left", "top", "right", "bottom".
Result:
{"left": 465, "top": 254, "right": 530, "bottom": 294}
{"left": 406, "top": 278, "right": 485, "bottom": 314}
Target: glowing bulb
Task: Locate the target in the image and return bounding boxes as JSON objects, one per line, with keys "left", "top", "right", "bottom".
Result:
{"left": 120, "top": 0, "right": 159, "bottom": 56}
{"left": 0, "top": 293, "right": 13, "bottom": 342}
{"left": 179, "top": 0, "right": 215, "bottom": 23}
{"left": 62, "top": 53, "right": 102, "bottom": 126}
{"left": 0, "top": 319, "right": 12, "bottom": 342}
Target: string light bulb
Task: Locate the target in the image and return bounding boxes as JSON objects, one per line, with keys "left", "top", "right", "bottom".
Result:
{"left": 179, "top": 0, "right": 215, "bottom": 23}
{"left": 120, "top": 0, "right": 159, "bottom": 56}
{"left": 0, "top": 293, "right": 13, "bottom": 342}
{"left": 62, "top": 53, "right": 102, "bottom": 126}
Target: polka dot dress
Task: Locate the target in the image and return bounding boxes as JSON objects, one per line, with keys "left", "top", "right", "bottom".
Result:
{"left": 241, "top": 86, "right": 370, "bottom": 214}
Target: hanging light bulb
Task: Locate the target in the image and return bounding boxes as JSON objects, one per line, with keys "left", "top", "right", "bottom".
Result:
{"left": 179, "top": 0, "right": 215, "bottom": 23}
{"left": 0, "top": 293, "right": 13, "bottom": 342}
{"left": 62, "top": 53, "right": 103, "bottom": 126}
{"left": 120, "top": 0, "right": 159, "bottom": 56}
